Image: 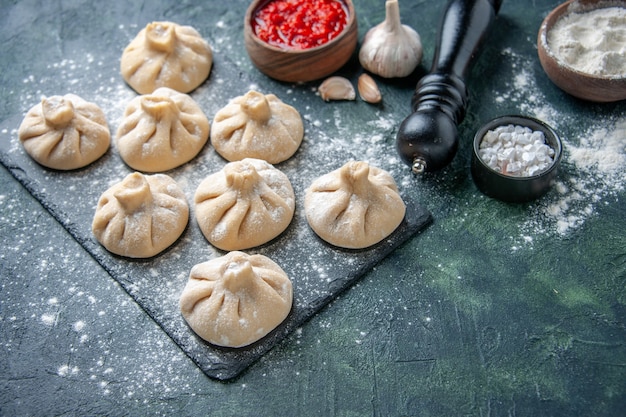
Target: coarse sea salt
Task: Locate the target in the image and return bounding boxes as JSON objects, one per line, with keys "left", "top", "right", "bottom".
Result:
{"left": 478, "top": 124, "right": 555, "bottom": 177}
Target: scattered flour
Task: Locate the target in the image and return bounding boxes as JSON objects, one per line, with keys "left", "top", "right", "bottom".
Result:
{"left": 6, "top": 23, "right": 401, "bottom": 389}
{"left": 3, "top": 19, "right": 624, "bottom": 404}
{"left": 568, "top": 120, "right": 626, "bottom": 173}
{"left": 73, "top": 320, "right": 86, "bottom": 332}
{"left": 41, "top": 313, "right": 58, "bottom": 326}
{"left": 496, "top": 48, "right": 625, "bottom": 239}
{"left": 57, "top": 364, "right": 80, "bottom": 377}
{"left": 541, "top": 119, "right": 625, "bottom": 235}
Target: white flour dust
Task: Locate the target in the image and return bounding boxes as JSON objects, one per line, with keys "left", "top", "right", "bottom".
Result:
{"left": 3, "top": 22, "right": 625, "bottom": 403}
{"left": 3, "top": 29, "right": 237, "bottom": 400}
{"left": 540, "top": 119, "right": 625, "bottom": 235}
{"left": 495, "top": 48, "right": 625, "bottom": 239}
{"left": 5, "top": 22, "right": 404, "bottom": 395}
{"left": 546, "top": 6, "right": 626, "bottom": 77}
{"left": 0, "top": 189, "right": 195, "bottom": 399}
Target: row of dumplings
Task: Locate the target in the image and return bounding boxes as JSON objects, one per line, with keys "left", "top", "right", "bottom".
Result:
{"left": 91, "top": 158, "right": 407, "bottom": 258}
{"left": 17, "top": 88, "right": 304, "bottom": 172}
{"left": 18, "top": 17, "right": 303, "bottom": 171}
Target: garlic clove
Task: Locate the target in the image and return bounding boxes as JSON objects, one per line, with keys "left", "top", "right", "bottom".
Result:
{"left": 359, "top": 0, "right": 423, "bottom": 78}
{"left": 357, "top": 73, "right": 382, "bottom": 104}
{"left": 318, "top": 76, "right": 356, "bottom": 101}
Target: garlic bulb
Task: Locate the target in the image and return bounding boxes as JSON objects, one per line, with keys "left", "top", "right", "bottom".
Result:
{"left": 359, "top": 0, "right": 423, "bottom": 78}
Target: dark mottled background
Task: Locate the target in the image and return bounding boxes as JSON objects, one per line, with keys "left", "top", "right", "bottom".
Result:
{"left": 1, "top": 0, "right": 624, "bottom": 415}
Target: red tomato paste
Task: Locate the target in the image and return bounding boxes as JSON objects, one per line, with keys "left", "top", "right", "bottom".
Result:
{"left": 252, "top": 0, "right": 349, "bottom": 50}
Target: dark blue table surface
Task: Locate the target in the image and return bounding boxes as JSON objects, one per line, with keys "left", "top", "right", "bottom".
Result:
{"left": 1, "top": 0, "right": 624, "bottom": 415}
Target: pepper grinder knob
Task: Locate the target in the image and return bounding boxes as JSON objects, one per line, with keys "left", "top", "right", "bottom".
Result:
{"left": 396, "top": 0, "right": 502, "bottom": 174}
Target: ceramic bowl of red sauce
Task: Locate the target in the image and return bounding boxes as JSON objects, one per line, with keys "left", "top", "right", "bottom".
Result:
{"left": 244, "top": 0, "right": 358, "bottom": 83}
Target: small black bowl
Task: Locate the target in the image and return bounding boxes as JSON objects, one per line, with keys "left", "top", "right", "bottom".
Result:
{"left": 471, "top": 115, "right": 562, "bottom": 203}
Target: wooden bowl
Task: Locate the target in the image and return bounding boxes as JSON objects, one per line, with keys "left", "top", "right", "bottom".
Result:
{"left": 537, "top": 0, "right": 626, "bottom": 102}
{"left": 244, "top": 0, "right": 358, "bottom": 83}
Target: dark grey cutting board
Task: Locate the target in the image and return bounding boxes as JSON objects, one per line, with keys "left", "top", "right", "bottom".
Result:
{"left": 0, "top": 18, "right": 431, "bottom": 378}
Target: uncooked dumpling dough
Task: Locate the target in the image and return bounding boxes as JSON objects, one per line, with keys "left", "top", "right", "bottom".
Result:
{"left": 92, "top": 172, "right": 189, "bottom": 258}
{"left": 305, "top": 161, "right": 406, "bottom": 249}
{"left": 18, "top": 94, "right": 110, "bottom": 170}
{"left": 120, "top": 21, "right": 213, "bottom": 94}
{"left": 211, "top": 91, "right": 303, "bottom": 164}
{"left": 194, "top": 158, "right": 295, "bottom": 251}
{"left": 180, "top": 251, "right": 293, "bottom": 348}
{"left": 116, "top": 87, "right": 210, "bottom": 172}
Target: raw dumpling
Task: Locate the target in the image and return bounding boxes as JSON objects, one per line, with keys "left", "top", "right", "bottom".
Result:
{"left": 120, "top": 21, "right": 213, "bottom": 94}
{"left": 195, "top": 158, "right": 295, "bottom": 251}
{"left": 116, "top": 87, "right": 210, "bottom": 172}
{"left": 18, "top": 94, "right": 110, "bottom": 170}
{"left": 179, "top": 251, "right": 293, "bottom": 348}
{"left": 210, "top": 91, "right": 303, "bottom": 164}
{"left": 92, "top": 172, "right": 189, "bottom": 258}
{"left": 305, "top": 161, "right": 406, "bottom": 249}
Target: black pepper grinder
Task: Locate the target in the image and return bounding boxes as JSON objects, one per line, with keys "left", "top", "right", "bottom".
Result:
{"left": 396, "top": 0, "right": 502, "bottom": 174}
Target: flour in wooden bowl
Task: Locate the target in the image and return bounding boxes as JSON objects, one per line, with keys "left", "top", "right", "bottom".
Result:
{"left": 547, "top": 6, "right": 626, "bottom": 78}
